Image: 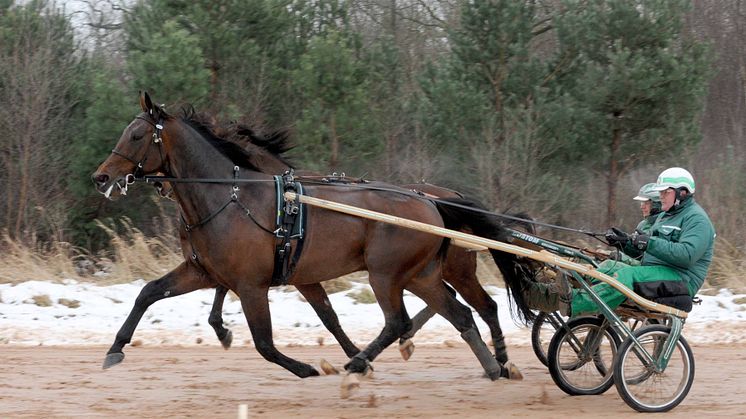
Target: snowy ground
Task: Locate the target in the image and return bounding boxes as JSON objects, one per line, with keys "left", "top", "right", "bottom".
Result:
{"left": 1, "top": 279, "right": 745, "bottom": 347}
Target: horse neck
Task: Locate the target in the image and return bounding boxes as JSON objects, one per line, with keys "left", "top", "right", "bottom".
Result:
{"left": 164, "top": 122, "right": 270, "bottom": 226}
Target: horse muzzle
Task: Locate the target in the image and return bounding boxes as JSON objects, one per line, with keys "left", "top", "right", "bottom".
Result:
{"left": 92, "top": 172, "right": 136, "bottom": 199}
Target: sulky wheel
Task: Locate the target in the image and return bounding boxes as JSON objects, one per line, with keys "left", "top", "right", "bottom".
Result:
{"left": 531, "top": 311, "right": 565, "bottom": 367}
{"left": 613, "top": 324, "right": 695, "bottom": 412}
{"left": 547, "top": 316, "right": 620, "bottom": 396}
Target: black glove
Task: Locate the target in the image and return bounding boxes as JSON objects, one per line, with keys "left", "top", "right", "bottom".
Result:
{"left": 605, "top": 227, "right": 629, "bottom": 247}
{"left": 631, "top": 230, "right": 650, "bottom": 251}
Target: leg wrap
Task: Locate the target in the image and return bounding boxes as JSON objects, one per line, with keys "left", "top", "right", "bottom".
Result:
{"left": 461, "top": 328, "right": 502, "bottom": 380}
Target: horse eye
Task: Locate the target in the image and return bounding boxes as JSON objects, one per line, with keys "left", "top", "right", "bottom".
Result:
{"left": 131, "top": 134, "right": 143, "bottom": 141}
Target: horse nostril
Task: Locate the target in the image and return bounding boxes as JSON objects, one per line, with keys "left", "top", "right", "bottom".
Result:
{"left": 93, "top": 173, "right": 109, "bottom": 184}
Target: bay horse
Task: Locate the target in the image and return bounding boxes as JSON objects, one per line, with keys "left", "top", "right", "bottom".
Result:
{"left": 153, "top": 116, "right": 535, "bottom": 368}
{"left": 92, "top": 92, "right": 536, "bottom": 379}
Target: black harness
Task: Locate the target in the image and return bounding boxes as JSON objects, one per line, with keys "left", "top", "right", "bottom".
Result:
{"left": 271, "top": 170, "right": 306, "bottom": 286}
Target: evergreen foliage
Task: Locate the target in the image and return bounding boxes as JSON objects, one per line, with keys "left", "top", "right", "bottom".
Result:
{"left": 0, "top": 0, "right": 719, "bottom": 252}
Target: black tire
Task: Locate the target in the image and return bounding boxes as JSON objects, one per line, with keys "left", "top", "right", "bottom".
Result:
{"left": 531, "top": 311, "right": 548, "bottom": 367}
{"left": 531, "top": 311, "right": 568, "bottom": 367}
{"left": 613, "top": 325, "right": 695, "bottom": 412}
{"left": 547, "top": 316, "right": 621, "bottom": 396}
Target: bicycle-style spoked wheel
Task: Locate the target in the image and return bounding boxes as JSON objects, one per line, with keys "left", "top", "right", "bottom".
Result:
{"left": 613, "top": 325, "right": 695, "bottom": 412}
{"left": 531, "top": 311, "right": 565, "bottom": 367}
{"left": 547, "top": 316, "right": 620, "bottom": 395}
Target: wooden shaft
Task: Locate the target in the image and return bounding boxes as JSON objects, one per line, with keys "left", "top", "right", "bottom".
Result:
{"left": 285, "top": 191, "right": 687, "bottom": 319}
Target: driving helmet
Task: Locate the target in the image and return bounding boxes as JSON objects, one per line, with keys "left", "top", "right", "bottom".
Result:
{"left": 651, "top": 167, "right": 695, "bottom": 193}
{"left": 633, "top": 183, "right": 661, "bottom": 202}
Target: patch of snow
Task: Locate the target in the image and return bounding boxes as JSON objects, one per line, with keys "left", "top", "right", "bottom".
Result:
{"left": 0, "top": 280, "right": 744, "bottom": 347}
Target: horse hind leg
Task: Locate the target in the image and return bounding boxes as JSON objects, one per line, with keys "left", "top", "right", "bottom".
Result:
{"left": 441, "top": 245, "right": 525, "bottom": 379}
{"left": 208, "top": 285, "right": 233, "bottom": 349}
{"left": 343, "top": 275, "right": 411, "bottom": 375}
{"left": 444, "top": 261, "right": 508, "bottom": 362}
{"left": 406, "top": 271, "right": 504, "bottom": 381}
{"left": 103, "top": 261, "right": 214, "bottom": 369}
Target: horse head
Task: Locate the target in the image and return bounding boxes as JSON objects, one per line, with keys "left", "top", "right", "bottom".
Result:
{"left": 92, "top": 91, "right": 170, "bottom": 199}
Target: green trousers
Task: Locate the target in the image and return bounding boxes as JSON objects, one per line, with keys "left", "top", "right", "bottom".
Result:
{"left": 570, "top": 263, "right": 683, "bottom": 316}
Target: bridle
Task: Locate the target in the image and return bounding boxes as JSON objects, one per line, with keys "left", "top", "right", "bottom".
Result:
{"left": 109, "top": 114, "right": 168, "bottom": 192}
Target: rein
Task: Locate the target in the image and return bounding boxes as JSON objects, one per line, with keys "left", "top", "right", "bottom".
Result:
{"left": 136, "top": 173, "right": 606, "bottom": 241}
{"left": 121, "top": 114, "right": 603, "bottom": 241}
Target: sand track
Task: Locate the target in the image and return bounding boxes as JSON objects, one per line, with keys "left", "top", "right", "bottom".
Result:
{"left": 1, "top": 343, "right": 743, "bottom": 418}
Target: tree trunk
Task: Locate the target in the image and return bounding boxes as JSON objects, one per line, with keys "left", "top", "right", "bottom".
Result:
{"left": 329, "top": 113, "right": 339, "bottom": 169}
{"left": 15, "top": 133, "right": 31, "bottom": 239}
{"left": 209, "top": 60, "right": 220, "bottom": 104}
{"left": 606, "top": 127, "right": 622, "bottom": 226}
{"left": 385, "top": 0, "right": 398, "bottom": 176}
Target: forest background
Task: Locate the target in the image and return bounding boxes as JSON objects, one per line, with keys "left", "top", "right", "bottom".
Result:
{"left": 1, "top": 0, "right": 744, "bottom": 289}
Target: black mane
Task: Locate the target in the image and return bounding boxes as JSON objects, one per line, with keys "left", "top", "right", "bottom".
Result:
{"left": 179, "top": 107, "right": 294, "bottom": 171}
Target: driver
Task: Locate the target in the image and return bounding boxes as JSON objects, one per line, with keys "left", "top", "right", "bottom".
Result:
{"left": 523, "top": 167, "right": 715, "bottom": 316}
{"left": 601, "top": 182, "right": 663, "bottom": 267}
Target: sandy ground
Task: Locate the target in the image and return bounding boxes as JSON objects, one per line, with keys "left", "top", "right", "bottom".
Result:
{"left": 1, "top": 342, "right": 744, "bottom": 418}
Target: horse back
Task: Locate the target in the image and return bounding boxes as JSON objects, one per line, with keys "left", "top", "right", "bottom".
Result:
{"left": 289, "top": 183, "right": 445, "bottom": 285}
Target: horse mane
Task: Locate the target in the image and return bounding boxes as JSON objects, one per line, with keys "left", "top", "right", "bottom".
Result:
{"left": 178, "top": 106, "right": 294, "bottom": 172}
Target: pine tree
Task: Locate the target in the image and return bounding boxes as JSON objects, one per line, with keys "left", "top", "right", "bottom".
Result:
{"left": 549, "top": 0, "right": 711, "bottom": 224}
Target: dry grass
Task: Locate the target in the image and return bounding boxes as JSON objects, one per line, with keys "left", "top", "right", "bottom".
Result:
{"left": 705, "top": 238, "right": 746, "bottom": 293}
{"left": 0, "top": 219, "right": 182, "bottom": 285}
{"left": 0, "top": 234, "right": 84, "bottom": 284}
{"left": 347, "top": 287, "right": 376, "bottom": 304}
{"left": 94, "top": 220, "right": 182, "bottom": 284}
{"left": 321, "top": 277, "right": 354, "bottom": 294}
{"left": 57, "top": 298, "right": 80, "bottom": 309}
{"left": 1, "top": 223, "right": 744, "bottom": 296}
{"left": 31, "top": 294, "right": 53, "bottom": 307}
{"left": 476, "top": 253, "right": 503, "bottom": 286}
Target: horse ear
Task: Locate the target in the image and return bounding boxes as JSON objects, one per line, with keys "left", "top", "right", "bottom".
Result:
{"left": 139, "top": 91, "right": 154, "bottom": 114}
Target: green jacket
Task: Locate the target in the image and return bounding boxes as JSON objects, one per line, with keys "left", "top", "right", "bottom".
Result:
{"left": 627, "top": 198, "right": 715, "bottom": 295}
{"left": 635, "top": 212, "right": 661, "bottom": 235}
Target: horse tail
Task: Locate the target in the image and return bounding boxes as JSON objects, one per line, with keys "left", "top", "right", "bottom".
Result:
{"left": 433, "top": 198, "right": 538, "bottom": 324}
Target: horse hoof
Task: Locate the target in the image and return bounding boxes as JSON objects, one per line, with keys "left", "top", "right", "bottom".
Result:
{"left": 362, "top": 363, "right": 374, "bottom": 379}
{"left": 505, "top": 361, "right": 524, "bottom": 380}
{"left": 320, "top": 359, "right": 340, "bottom": 375}
{"left": 344, "top": 356, "right": 374, "bottom": 377}
{"left": 102, "top": 352, "right": 125, "bottom": 369}
{"left": 340, "top": 373, "right": 361, "bottom": 399}
{"left": 398, "top": 339, "right": 415, "bottom": 361}
{"left": 220, "top": 330, "right": 233, "bottom": 350}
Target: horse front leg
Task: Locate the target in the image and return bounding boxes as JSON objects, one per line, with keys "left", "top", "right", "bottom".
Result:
{"left": 208, "top": 285, "right": 233, "bottom": 349}
{"left": 103, "top": 261, "right": 214, "bottom": 369}
{"left": 296, "top": 283, "right": 361, "bottom": 358}
{"left": 237, "top": 285, "right": 320, "bottom": 378}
